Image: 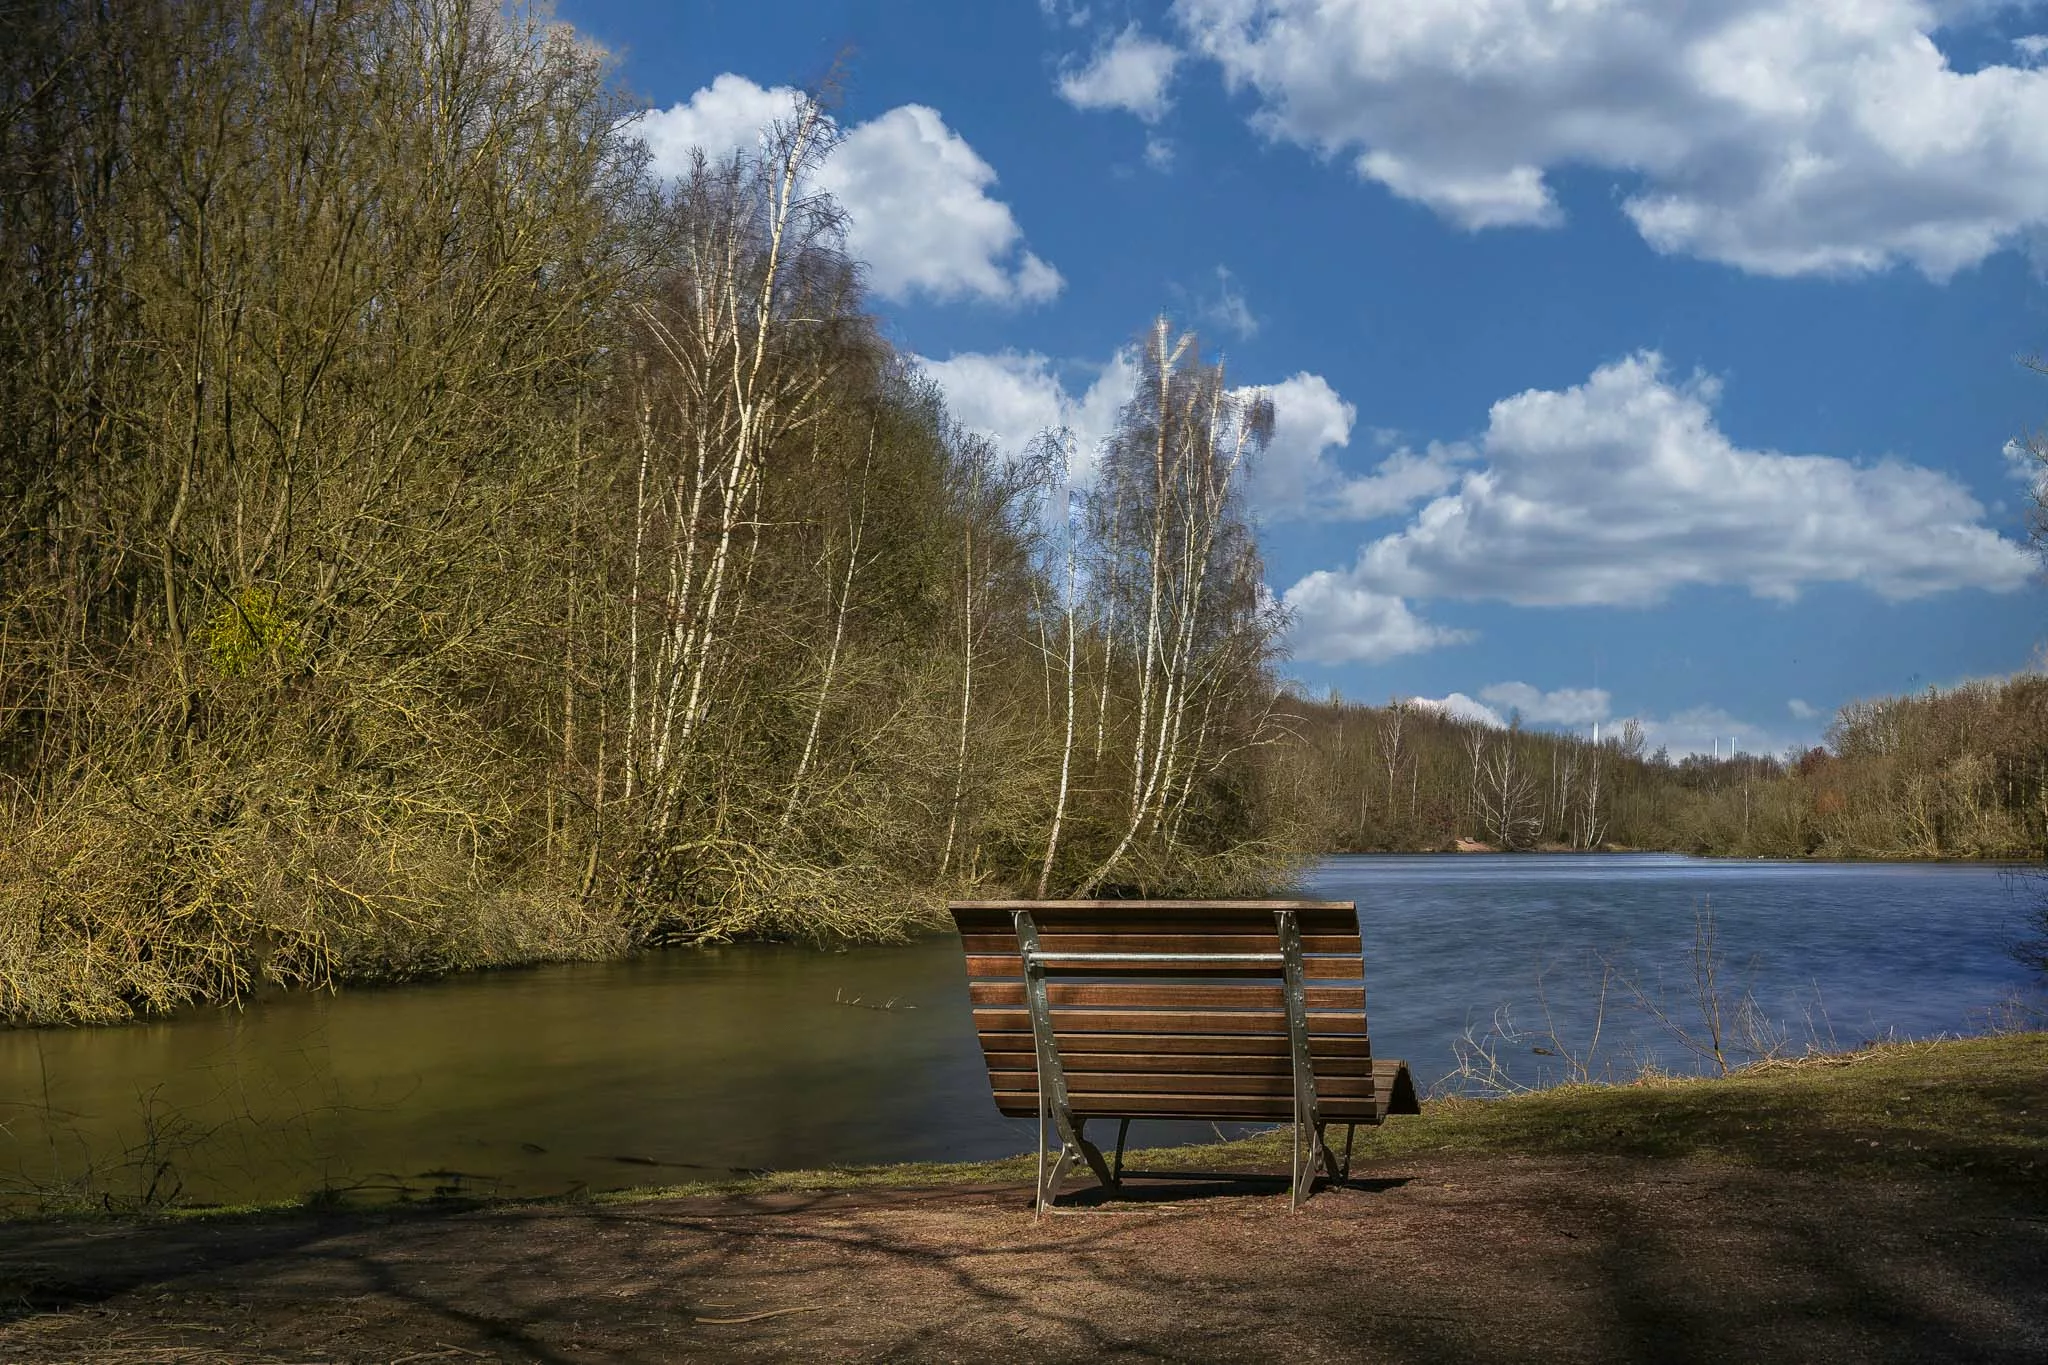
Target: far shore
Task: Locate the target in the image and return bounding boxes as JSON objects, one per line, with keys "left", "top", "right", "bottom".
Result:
{"left": 1331, "top": 843, "right": 2046, "bottom": 861}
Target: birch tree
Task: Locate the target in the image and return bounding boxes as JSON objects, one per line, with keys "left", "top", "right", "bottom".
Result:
{"left": 1479, "top": 733, "right": 1541, "bottom": 850}
{"left": 1036, "top": 430, "right": 1082, "bottom": 896}
{"left": 620, "top": 99, "right": 854, "bottom": 844}
{"left": 1079, "top": 320, "right": 1282, "bottom": 894}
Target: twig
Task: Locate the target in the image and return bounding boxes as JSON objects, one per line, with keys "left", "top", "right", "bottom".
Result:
{"left": 694, "top": 1305, "right": 822, "bottom": 1325}
{"left": 389, "top": 1344, "right": 492, "bottom": 1363}
{"left": 832, "top": 988, "right": 914, "bottom": 1011}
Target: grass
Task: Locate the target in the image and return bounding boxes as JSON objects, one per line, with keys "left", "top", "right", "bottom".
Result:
{"left": 590, "top": 1033, "right": 2048, "bottom": 1205}
{"left": 12, "top": 1032, "right": 2043, "bottom": 1228}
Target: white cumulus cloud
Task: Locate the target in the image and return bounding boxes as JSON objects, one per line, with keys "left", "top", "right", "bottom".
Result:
{"left": 1402, "top": 694, "right": 1816, "bottom": 757}
{"left": 1479, "top": 682, "right": 1612, "bottom": 727}
{"left": 1409, "top": 692, "right": 1506, "bottom": 728}
{"left": 1058, "top": 23, "right": 1183, "bottom": 122}
{"left": 916, "top": 350, "right": 1136, "bottom": 484}
{"left": 1173, "top": 0, "right": 2048, "bottom": 277}
{"left": 1281, "top": 569, "right": 1473, "bottom": 663}
{"left": 927, "top": 346, "right": 1456, "bottom": 528}
{"left": 636, "top": 78, "right": 1061, "bottom": 307}
{"left": 1346, "top": 351, "right": 2033, "bottom": 606}
{"left": 828, "top": 106, "right": 1063, "bottom": 305}
{"left": 1252, "top": 373, "right": 1466, "bottom": 521}
{"left": 1633, "top": 706, "right": 1806, "bottom": 761}
{"left": 634, "top": 73, "right": 796, "bottom": 169}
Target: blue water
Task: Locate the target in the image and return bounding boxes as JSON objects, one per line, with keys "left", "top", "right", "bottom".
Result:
{"left": 1307, "top": 854, "right": 2040, "bottom": 1091}
{"left": 0, "top": 855, "right": 2037, "bottom": 1207}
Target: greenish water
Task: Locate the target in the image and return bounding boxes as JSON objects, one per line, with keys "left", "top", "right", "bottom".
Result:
{"left": 1, "top": 855, "right": 2036, "bottom": 1210}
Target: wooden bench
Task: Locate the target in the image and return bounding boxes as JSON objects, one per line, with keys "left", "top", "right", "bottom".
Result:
{"left": 950, "top": 899, "right": 1419, "bottom": 1214}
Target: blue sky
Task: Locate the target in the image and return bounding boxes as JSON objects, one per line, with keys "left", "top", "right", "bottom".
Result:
{"left": 559, "top": 0, "right": 2048, "bottom": 758}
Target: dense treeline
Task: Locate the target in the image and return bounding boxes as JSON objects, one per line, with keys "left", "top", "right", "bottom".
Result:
{"left": 1280, "top": 675, "right": 2048, "bottom": 859}
{"left": 0, "top": 0, "right": 1294, "bottom": 1023}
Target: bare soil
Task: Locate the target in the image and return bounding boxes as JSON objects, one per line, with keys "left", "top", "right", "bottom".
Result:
{"left": 2, "top": 1152, "right": 2044, "bottom": 1363}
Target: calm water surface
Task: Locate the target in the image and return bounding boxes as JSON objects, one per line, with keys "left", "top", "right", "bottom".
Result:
{"left": 1, "top": 855, "right": 2036, "bottom": 1207}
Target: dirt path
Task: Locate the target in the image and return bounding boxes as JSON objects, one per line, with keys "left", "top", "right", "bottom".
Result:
{"left": 2, "top": 1153, "right": 2044, "bottom": 1363}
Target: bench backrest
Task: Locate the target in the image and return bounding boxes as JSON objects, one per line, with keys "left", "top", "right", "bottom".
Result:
{"left": 949, "top": 899, "right": 1379, "bottom": 1124}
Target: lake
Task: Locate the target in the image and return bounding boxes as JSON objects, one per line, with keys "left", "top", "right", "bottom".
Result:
{"left": 1, "top": 854, "right": 2038, "bottom": 1209}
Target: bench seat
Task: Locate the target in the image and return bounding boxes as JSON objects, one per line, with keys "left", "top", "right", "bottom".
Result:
{"left": 950, "top": 899, "right": 1418, "bottom": 1213}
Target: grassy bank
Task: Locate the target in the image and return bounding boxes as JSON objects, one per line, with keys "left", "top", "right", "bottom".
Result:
{"left": 606, "top": 1032, "right": 2048, "bottom": 1203}
{"left": 45, "top": 1031, "right": 2034, "bottom": 1228}
{"left": 6, "top": 1035, "right": 2042, "bottom": 1364}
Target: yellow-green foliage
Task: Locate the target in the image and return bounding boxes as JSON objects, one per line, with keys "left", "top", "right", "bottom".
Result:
{"left": 205, "top": 587, "right": 304, "bottom": 678}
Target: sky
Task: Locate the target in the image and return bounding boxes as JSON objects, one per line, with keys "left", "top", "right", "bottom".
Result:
{"left": 557, "top": 0, "right": 2048, "bottom": 759}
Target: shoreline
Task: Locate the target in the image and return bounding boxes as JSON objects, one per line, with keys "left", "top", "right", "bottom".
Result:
{"left": 1, "top": 1033, "right": 2042, "bottom": 1361}
{"left": 2, "top": 846, "right": 2037, "bottom": 1034}
{"left": 8, "top": 1032, "right": 2041, "bottom": 1226}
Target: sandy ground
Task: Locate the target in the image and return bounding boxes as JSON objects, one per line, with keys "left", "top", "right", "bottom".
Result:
{"left": 1, "top": 1152, "right": 2044, "bottom": 1364}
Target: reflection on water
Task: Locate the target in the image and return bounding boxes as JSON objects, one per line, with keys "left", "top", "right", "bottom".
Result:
{"left": 0, "top": 940, "right": 1024, "bottom": 1208}
{"left": 0, "top": 854, "right": 2035, "bottom": 1208}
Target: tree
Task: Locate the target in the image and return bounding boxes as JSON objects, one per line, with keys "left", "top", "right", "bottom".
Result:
{"left": 1079, "top": 319, "right": 1286, "bottom": 894}
{"left": 0, "top": 0, "right": 644, "bottom": 1018}
{"left": 1478, "top": 731, "right": 1541, "bottom": 851}
{"left": 620, "top": 98, "right": 852, "bottom": 840}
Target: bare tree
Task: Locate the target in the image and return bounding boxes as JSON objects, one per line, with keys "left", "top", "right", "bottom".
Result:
{"left": 1478, "top": 733, "right": 1541, "bottom": 851}
{"left": 621, "top": 96, "right": 852, "bottom": 841}
{"left": 1037, "top": 430, "right": 1082, "bottom": 896}
{"left": 1078, "top": 320, "right": 1282, "bottom": 894}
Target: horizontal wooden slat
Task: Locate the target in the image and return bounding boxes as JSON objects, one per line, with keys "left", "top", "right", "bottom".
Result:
{"left": 951, "top": 909, "right": 1359, "bottom": 937}
{"left": 968, "top": 982, "right": 1367, "bottom": 1011}
{"left": 972, "top": 1007, "right": 1368, "bottom": 1036}
{"left": 960, "top": 953, "right": 1362, "bottom": 980}
{"left": 979, "top": 1045, "right": 1374, "bottom": 1076}
{"left": 989, "top": 1070, "right": 1380, "bottom": 1099}
{"left": 952, "top": 900, "right": 1356, "bottom": 911}
{"left": 978, "top": 1060, "right": 1375, "bottom": 1088}
{"left": 997, "top": 1093, "right": 1403, "bottom": 1117}
{"left": 1051, "top": 1051, "right": 1376, "bottom": 1076}
{"left": 978, "top": 1031, "right": 1372, "bottom": 1059}
{"left": 997, "top": 1052, "right": 1284, "bottom": 1077}
{"left": 958, "top": 932, "right": 1361, "bottom": 957}
{"left": 991, "top": 1098, "right": 1402, "bottom": 1121}
{"left": 994, "top": 1093, "right": 1310, "bottom": 1118}
{"left": 961, "top": 935, "right": 1357, "bottom": 955}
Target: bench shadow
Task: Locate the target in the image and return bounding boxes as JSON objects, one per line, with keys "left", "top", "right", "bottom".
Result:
{"left": 1051, "top": 1170, "right": 1411, "bottom": 1209}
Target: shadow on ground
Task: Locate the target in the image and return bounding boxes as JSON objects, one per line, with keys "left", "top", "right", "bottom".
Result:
{"left": 0, "top": 1152, "right": 2044, "bottom": 1363}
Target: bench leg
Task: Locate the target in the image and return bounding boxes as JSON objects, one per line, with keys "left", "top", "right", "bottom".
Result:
{"left": 1278, "top": 910, "right": 1332, "bottom": 1211}
{"left": 1036, "top": 1135, "right": 1075, "bottom": 1218}
{"left": 1111, "top": 1117, "right": 1131, "bottom": 1185}
{"left": 1290, "top": 1118, "right": 1333, "bottom": 1211}
{"left": 1338, "top": 1123, "right": 1357, "bottom": 1181}
{"left": 1036, "top": 1109, "right": 1116, "bottom": 1216}
{"left": 1019, "top": 908, "right": 1116, "bottom": 1214}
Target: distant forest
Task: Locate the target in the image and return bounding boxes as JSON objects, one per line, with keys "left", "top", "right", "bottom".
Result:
{"left": 1279, "top": 675, "right": 2048, "bottom": 859}
{"left": 2, "top": 0, "right": 2043, "bottom": 1028}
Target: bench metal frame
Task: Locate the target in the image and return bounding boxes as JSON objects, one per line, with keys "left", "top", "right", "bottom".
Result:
{"left": 1014, "top": 906, "right": 1348, "bottom": 1216}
